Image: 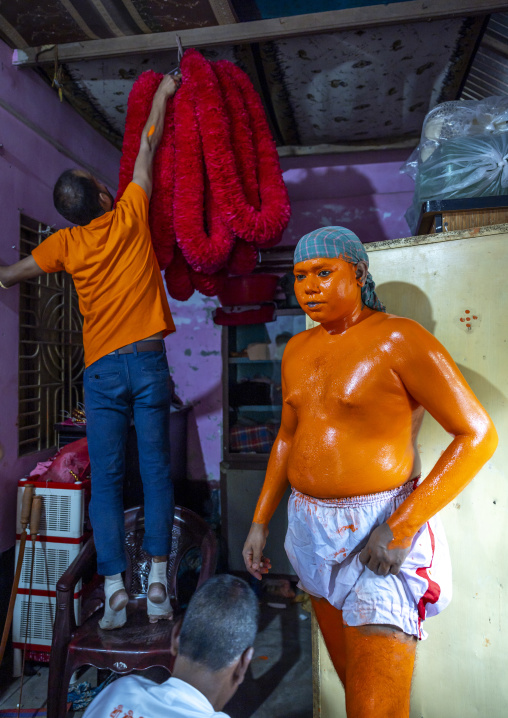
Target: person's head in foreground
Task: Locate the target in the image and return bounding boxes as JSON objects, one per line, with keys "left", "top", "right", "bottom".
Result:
{"left": 293, "top": 226, "right": 385, "bottom": 326}
{"left": 53, "top": 169, "right": 114, "bottom": 226}
{"left": 83, "top": 575, "right": 258, "bottom": 718}
{"left": 171, "top": 574, "right": 259, "bottom": 712}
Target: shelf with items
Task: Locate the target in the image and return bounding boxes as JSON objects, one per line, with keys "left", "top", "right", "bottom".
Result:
{"left": 222, "top": 308, "right": 305, "bottom": 462}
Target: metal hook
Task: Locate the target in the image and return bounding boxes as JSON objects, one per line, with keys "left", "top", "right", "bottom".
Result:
{"left": 176, "top": 34, "right": 184, "bottom": 64}
{"left": 168, "top": 35, "right": 184, "bottom": 76}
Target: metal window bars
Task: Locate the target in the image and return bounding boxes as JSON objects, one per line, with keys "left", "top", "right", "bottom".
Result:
{"left": 18, "top": 216, "right": 84, "bottom": 456}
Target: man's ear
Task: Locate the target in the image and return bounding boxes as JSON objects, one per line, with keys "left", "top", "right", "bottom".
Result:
{"left": 170, "top": 616, "right": 184, "bottom": 657}
{"left": 355, "top": 260, "right": 369, "bottom": 287}
{"left": 232, "top": 647, "right": 254, "bottom": 686}
{"left": 98, "top": 192, "right": 112, "bottom": 212}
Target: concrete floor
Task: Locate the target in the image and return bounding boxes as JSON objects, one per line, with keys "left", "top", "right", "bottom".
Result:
{"left": 0, "top": 598, "right": 312, "bottom": 718}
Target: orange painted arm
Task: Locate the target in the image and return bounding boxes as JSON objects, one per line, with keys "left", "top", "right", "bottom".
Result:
{"left": 387, "top": 319, "right": 498, "bottom": 547}
{"left": 252, "top": 367, "right": 297, "bottom": 526}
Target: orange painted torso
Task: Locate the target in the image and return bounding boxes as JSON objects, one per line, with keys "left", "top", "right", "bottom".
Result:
{"left": 252, "top": 256, "right": 497, "bottom": 539}
{"left": 284, "top": 311, "right": 419, "bottom": 498}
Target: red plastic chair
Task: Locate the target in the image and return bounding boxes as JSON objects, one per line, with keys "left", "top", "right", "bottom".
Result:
{"left": 47, "top": 505, "right": 217, "bottom": 718}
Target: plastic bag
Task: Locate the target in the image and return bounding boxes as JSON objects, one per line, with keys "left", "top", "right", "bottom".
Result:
{"left": 401, "top": 95, "right": 508, "bottom": 233}
{"left": 402, "top": 96, "right": 508, "bottom": 179}
{"left": 42, "top": 437, "right": 90, "bottom": 483}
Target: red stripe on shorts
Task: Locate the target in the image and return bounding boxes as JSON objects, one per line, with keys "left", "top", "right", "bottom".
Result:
{"left": 416, "top": 522, "right": 441, "bottom": 621}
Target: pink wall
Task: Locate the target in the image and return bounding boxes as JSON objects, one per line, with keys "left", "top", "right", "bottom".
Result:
{"left": 0, "top": 39, "right": 121, "bottom": 552}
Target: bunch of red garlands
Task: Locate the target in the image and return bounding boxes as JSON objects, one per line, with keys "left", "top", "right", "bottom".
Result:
{"left": 116, "top": 48, "right": 291, "bottom": 301}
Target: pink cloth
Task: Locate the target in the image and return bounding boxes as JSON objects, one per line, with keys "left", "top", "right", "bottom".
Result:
{"left": 29, "top": 438, "right": 90, "bottom": 483}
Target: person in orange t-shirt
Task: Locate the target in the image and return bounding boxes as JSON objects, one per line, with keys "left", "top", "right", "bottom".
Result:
{"left": 0, "top": 73, "right": 181, "bottom": 630}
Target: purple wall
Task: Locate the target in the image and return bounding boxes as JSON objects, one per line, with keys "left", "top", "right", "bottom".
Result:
{"left": 0, "top": 39, "right": 121, "bottom": 552}
{"left": 281, "top": 149, "right": 415, "bottom": 245}
{"left": 164, "top": 294, "right": 223, "bottom": 488}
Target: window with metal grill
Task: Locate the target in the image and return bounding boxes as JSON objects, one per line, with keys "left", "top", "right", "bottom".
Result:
{"left": 18, "top": 216, "right": 84, "bottom": 456}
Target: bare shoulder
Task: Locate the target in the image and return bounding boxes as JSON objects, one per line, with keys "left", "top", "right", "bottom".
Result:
{"left": 374, "top": 312, "right": 451, "bottom": 368}
{"left": 375, "top": 312, "right": 433, "bottom": 341}
{"left": 282, "top": 325, "right": 319, "bottom": 356}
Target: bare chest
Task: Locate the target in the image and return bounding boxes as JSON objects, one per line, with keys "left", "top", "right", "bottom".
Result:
{"left": 284, "top": 341, "right": 404, "bottom": 413}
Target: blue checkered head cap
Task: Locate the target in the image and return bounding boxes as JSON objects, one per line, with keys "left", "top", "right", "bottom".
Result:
{"left": 294, "top": 226, "right": 385, "bottom": 312}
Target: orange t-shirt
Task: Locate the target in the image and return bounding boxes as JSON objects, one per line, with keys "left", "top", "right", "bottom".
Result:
{"left": 32, "top": 182, "right": 176, "bottom": 367}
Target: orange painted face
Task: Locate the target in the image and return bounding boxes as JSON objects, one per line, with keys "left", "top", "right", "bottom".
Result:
{"left": 294, "top": 257, "right": 362, "bottom": 327}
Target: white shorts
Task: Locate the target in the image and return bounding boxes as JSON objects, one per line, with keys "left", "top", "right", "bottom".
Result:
{"left": 284, "top": 480, "right": 452, "bottom": 639}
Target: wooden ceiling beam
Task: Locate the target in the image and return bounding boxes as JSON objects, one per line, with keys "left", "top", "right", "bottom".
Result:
{"left": 12, "top": 0, "right": 508, "bottom": 67}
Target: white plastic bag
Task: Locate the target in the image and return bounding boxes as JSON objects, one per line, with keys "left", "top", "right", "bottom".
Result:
{"left": 401, "top": 96, "right": 508, "bottom": 232}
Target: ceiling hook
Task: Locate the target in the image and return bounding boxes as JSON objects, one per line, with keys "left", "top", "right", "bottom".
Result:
{"left": 176, "top": 34, "right": 184, "bottom": 65}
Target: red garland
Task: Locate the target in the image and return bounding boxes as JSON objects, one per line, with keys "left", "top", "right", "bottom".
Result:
{"left": 119, "top": 50, "right": 291, "bottom": 299}
{"left": 223, "top": 60, "right": 291, "bottom": 248}
{"left": 212, "top": 61, "right": 261, "bottom": 212}
{"left": 178, "top": 50, "right": 290, "bottom": 246}
{"left": 190, "top": 267, "right": 227, "bottom": 296}
{"left": 164, "top": 246, "right": 193, "bottom": 302}
{"left": 227, "top": 239, "right": 259, "bottom": 275}
{"left": 173, "top": 79, "right": 235, "bottom": 274}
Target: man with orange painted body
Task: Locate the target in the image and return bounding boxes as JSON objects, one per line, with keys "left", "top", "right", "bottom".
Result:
{"left": 242, "top": 227, "right": 498, "bottom": 717}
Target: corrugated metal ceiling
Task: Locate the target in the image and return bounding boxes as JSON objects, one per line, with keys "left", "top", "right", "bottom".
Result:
{"left": 462, "top": 12, "right": 508, "bottom": 99}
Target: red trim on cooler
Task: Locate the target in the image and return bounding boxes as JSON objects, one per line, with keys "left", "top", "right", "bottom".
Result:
{"left": 17, "top": 587, "right": 82, "bottom": 599}
{"left": 12, "top": 642, "right": 51, "bottom": 653}
{"left": 16, "top": 533, "right": 88, "bottom": 544}
{"left": 18, "top": 478, "right": 90, "bottom": 491}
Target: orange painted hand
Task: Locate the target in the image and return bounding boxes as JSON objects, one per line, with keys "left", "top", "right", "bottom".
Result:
{"left": 243, "top": 523, "right": 272, "bottom": 580}
{"left": 359, "top": 522, "right": 411, "bottom": 576}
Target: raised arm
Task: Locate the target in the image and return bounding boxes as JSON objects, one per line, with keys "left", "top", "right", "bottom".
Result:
{"left": 132, "top": 73, "right": 181, "bottom": 200}
{"left": 388, "top": 321, "right": 497, "bottom": 541}
{"left": 242, "top": 366, "right": 298, "bottom": 579}
{"left": 0, "top": 256, "right": 47, "bottom": 288}
{"left": 360, "top": 319, "right": 498, "bottom": 575}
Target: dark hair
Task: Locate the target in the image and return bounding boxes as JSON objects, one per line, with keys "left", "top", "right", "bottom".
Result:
{"left": 53, "top": 170, "right": 104, "bottom": 226}
{"left": 179, "top": 574, "right": 258, "bottom": 671}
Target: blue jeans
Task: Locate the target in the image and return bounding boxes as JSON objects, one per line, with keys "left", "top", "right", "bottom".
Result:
{"left": 84, "top": 348, "right": 173, "bottom": 576}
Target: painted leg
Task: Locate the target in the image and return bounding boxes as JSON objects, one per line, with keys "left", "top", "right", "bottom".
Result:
{"left": 344, "top": 624, "right": 416, "bottom": 718}
{"left": 311, "top": 596, "right": 347, "bottom": 686}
